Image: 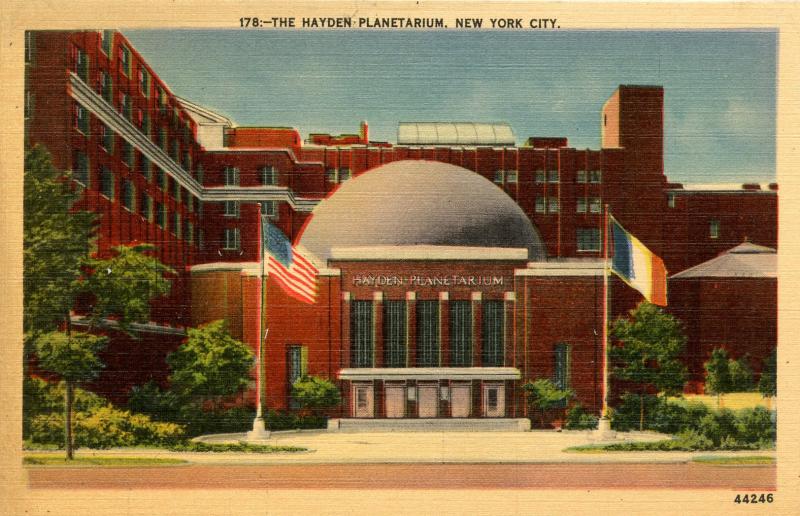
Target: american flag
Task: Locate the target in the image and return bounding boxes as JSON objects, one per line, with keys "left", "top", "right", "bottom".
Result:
{"left": 263, "top": 218, "right": 318, "bottom": 304}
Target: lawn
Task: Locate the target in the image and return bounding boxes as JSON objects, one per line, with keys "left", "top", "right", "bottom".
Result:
{"left": 24, "top": 455, "right": 187, "bottom": 467}
{"left": 693, "top": 455, "right": 775, "bottom": 465}
{"left": 673, "top": 393, "right": 773, "bottom": 411}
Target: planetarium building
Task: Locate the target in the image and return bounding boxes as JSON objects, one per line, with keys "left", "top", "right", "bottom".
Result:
{"left": 262, "top": 160, "right": 607, "bottom": 426}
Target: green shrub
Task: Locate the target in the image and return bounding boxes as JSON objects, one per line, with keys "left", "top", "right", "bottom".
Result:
{"left": 27, "top": 405, "right": 185, "bottom": 449}
{"left": 265, "top": 409, "right": 327, "bottom": 431}
{"left": 126, "top": 380, "right": 182, "bottom": 421}
{"left": 736, "top": 406, "right": 776, "bottom": 444}
{"left": 698, "top": 408, "right": 738, "bottom": 447}
{"left": 291, "top": 376, "right": 341, "bottom": 415}
{"left": 610, "top": 393, "right": 661, "bottom": 431}
{"left": 564, "top": 404, "right": 598, "bottom": 430}
{"left": 24, "top": 377, "right": 107, "bottom": 438}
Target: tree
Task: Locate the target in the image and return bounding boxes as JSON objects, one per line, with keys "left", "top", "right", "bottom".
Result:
{"left": 291, "top": 376, "right": 341, "bottom": 416}
{"left": 82, "top": 244, "right": 173, "bottom": 333}
{"left": 610, "top": 302, "right": 688, "bottom": 431}
{"left": 705, "top": 348, "right": 755, "bottom": 408}
{"left": 33, "top": 331, "right": 107, "bottom": 459}
{"left": 758, "top": 350, "right": 777, "bottom": 398}
{"left": 166, "top": 320, "right": 254, "bottom": 409}
{"left": 23, "top": 145, "right": 96, "bottom": 338}
{"left": 523, "top": 378, "right": 574, "bottom": 428}
{"left": 23, "top": 146, "right": 175, "bottom": 459}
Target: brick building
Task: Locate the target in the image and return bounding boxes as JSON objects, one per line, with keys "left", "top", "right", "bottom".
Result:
{"left": 24, "top": 30, "right": 777, "bottom": 417}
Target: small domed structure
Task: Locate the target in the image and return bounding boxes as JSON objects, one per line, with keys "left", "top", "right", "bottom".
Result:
{"left": 299, "top": 160, "right": 546, "bottom": 262}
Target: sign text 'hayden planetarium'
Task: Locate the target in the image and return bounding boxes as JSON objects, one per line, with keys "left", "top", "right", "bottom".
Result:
{"left": 352, "top": 275, "right": 505, "bottom": 287}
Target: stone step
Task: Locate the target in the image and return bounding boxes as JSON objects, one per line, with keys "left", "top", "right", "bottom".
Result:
{"left": 328, "top": 418, "right": 531, "bottom": 432}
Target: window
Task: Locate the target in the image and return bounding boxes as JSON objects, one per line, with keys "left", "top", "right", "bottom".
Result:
{"left": 99, "top": 70, "right": 112, "bottom": 102}
{"left": 156, "top": 202, "right": 166, "bottom": 228}
{"left": 709, "top": 220, "right": 720, "bottom": 239}
{"left": 263, "top": 200, "right": 278, "bottom": 218}
{"left": 122, "top": 180, "right": 135, "bottom": 211}
{"left": 121, "top": 140, "right": 134, "bottom": 168}
{"left": 548, "top": 197, "right": 559, "bottom": 214}
{"left": 73, "top": 46, "right": 88, "bottom": 82}
{"left": 120, "top": 93, "right": 132, "bottom": 119}
{"left": 576, "top": 197, "right": 587, "bottom": 214}
{"left": 158, "top": 127, "right": 167, "bottom": 150}
{"left": 577, "top": 227, "right": 601, "bottom": 252}
{"left": 548, "top": 170, "right": 559, "bottom": 183}
{"left": 139, "top": 153, "right": 150, "bottom": 179}
{"left": 506, "top": 170, "right": 518, "bottom": 184}
{"left": 170, "top": 139, "right": 180, "bottom": 161}
{"left": 186, "top": 195, "right": 194, "bottom": 213}
{"left": 139, "top": 68, "right": 150, "bottom": 97}
{"left": 155, "top": 168, "right": 166, "bottom": 190}
{"left": 224, "top": 167, "right": 240, "bottom": 186}
{"left": 185, "top": 221, "right": 194, "bottom": 243}
{"left": 224, "top": 200, "right": 240, "bottom": 217}
{"left": 100, "top": 167, "right": 114, "bottom": 199}
{"left": 535, "top": 170, "right": 546, "bottom": 183}
{"left": 668, "top": 193, "right": 676, "bottom": 208}
{"left": 99, "top": 30, "right": 112, "bottom": 55}
{"left": 100, "top": 124, "right": 114, "bottom": 153}
{"left": 261, "top": 166, "right": 277, "bottom": 185}
{"left": 140, "top": 111, "right": 150, "bottom": 135}
{"left": 182, "top": 151, "right": 191, "bottom": 171}
{"left": 482, "top": 300, "right": 504, "bottom": 367}
{"left": 589, "top": 170, "right": 602, "bottom": 184}
{"left": 416, "top": 301, "right": 439, "bottom": 367}
{"left": 554, "top": 344, "right": 571, "bottom": 391}
{"left": 171, "top": 178, "right": 179, "bottom": 200}
{"left": 384, "top": 301, "right": 407, "bottom": 368}
{"left": 74, "top": 103, "right": 89, "bottom": 134}
{"left": 196, "top": 164, "right": 204, "bottom": 184}
{"left": 140, "top": 194, "right": 153, "bottom": 222}
{"left": 493, "top": 170, "right": 504, "bottom": 184}
{"left": 449, "top": 301, "right": 472, "bottom": 367}
{"left": 171, "top": 211, "right": 181, "bottom": 236}
{"left": 119, "top": 45, "right": 131, "bottom": 76}
{"left": 326, "top": 168, "right": 338, "bottom": 183}
{"left": 287, "top": 345, "right": 308, "bottom": 409}
{"left": 339, "top": 168, "right": 352, "bottom": 181}
{"left": 535, "top": 197, "right": 546, "bottom": 214}
{"left": 223, "top": 227, "right": 240, "bottom": 250}
{"left": 72, "top": 150, "right": 90, "bottom": 187}
{"left": 351, "top": 300, "right": 374, "bottom": 367}
{"left": 157, "top": 86, "right": 167, "bottom": 115}
{"left": 589, "top": 197, "right": 602, "bottom": 214}
{"left": 576, "top": 170, "right": 587, "bottom": 183}
{"left": 487, "top": 388, "right": 498, "bottom": 410}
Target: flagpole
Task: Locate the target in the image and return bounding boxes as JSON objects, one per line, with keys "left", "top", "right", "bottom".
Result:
{"left": 596, "top": 204, "right": 615, "bottom": 438}
{"left": 248, "top": 202, "right": 270, "bottom": 441}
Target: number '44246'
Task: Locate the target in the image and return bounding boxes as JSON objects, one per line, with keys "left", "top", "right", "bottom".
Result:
{"left": 734, "top": 494, "right": 773, "bottom": 504}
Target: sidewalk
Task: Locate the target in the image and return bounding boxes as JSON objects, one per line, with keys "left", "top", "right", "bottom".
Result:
{"left": 31, "top": 430, "right": 776, "bottom": 465}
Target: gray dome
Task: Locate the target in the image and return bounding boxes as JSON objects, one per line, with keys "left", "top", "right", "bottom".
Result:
{"left": 299, "top": 160, "right": 545, "bottom": 263}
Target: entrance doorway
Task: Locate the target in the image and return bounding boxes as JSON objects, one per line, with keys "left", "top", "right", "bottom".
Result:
{"left": 450, "top": 383, "right": 471, "bottom": 417}
{"left": 417, "top": 383, "right": 438, "bottom": 418}
{"left": 385, "top": 384, "right": 406, "bottom": 418}
{"left": 483, "top": 383, "right": 505, "bottom": 417}
{"left": 353, "top": 383, "right": 374, "bottom": 418}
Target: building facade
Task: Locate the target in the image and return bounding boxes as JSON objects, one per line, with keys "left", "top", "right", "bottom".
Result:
{"left": 24, "top": 30, "right": 778, "bottom": 414}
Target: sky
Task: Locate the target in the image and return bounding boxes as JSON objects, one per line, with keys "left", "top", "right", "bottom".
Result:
{"left": 124, "top": 29, "right": 776, "bottom": 184}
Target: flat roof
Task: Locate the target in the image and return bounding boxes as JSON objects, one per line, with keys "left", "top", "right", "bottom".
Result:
{"left": 398, "top": 122, "right": 515, "bottom": 146}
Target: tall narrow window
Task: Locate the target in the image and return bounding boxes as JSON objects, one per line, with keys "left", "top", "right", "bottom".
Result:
{"left": 261, "top": 165, "right": 277, "bottom": 185}
{"left": 72, "top": 150, "right": 89, "bottom": 187}
{"left": 554, "top": 344, "right": 571, "bottom": 391}
{"left": 74, "top": 103, "right": 89, "bottom": 134}
{"left": 351, "top": 301, "right": 374, "bottom": 367}
{"left": 482, "top": 300, "right": 504, "bottom": 367}
{"left": 535, "top": 197, "right": 546, "bottom": 214}
{"left": 121, "top": 140, "right": 134, "bottom": 167}
{"left": 493, "top": 170, "right": 504, "bottom": 184}
{"left": 576, "top": 170, "right": 587, "bottom": 183}
{"left": 99, "top": 70, "right": 112, "bottom": 102}
{"left": 100, "top": 124, "right": 114, "bottom": 153}
{"left": 384, "top": 300, "right": 407, "bottom": 368}
{"left": 548, "top": 197, "right": 559, "bottom": 214}
{"left": 588, "top": 197, "right": 602, "bottom": 214}
{"left": 139, "top": 153, "right": 150, "bottom": 179}
{"left": 589, "top": 170, "right": 602, "bottom": 183}
{"left": 449, "top": 301, "right": 472, "bottom": 367}
{"left": 140, "top": 194, "right": 153, "bottom": 222}
{"left": 224, "top": 200, "right": 240, "bottom": 218}
{"left": 185, "top": 221, "right": 194, "bottom": 243}
{"left": 416, "top": 301, "right": 440, "bottom": 367}
{"left": 122, "top": 180, "right": 135, "bottom": 211}
{"left": 172, "top": 211, "right": 181, "bottom": 237}
{"left": 535, "top": 170, "right": 546, "bottom": 183}
{"left": 506, "top": 170, "right": 518, "bottom": 184}
{"left": 668, "top": 193, "right": 676, "bottom": 208}
{"left": 100, "top": 30, "right": 112, "bottom": 55}
{"left": 156, "top": 202, "right": 166, "bottom": 228}
{"left": 263, "top": 200, "right": 278, "bottom": 218}
{"left": 223, "top": 227, "right": 240, "bottom": 250}
{"left": 139, "top": 68, "right": 150, "bottom": 97}
{"left": 224, "top": 166, "right": 240, "bottom": 186}
{"left": 709, "top": 220, "right": 720, "bottom": 239}
{"left": 576, "top": 197, "right": 587, "bottom": 214}
{"left": 74, "top": 46, "right": 88, "bottom": 82}
{"left": 287, "top": 345, "right": 308, "bottom": 409}
{"left": 100, "top": 167, "right": 114, "bottom": 199}
{"left": 119, "top": 45, "right": 131, "bottom": 76}
{"left": 548, "top": 170, "right": 559, "bottom": 183}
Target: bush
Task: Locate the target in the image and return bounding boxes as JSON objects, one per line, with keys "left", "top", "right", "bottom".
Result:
{"left": 610, "top": 393, "right": 661, "bottom": 431}
{"left": 291, "top": 376, "right": 341, "bottom": 415}
{"left": 126, "top": 380, "right": 182, "bottom": 421}
{"left": 265, "top": 409, "right": 327, "bottom": 431}
{"left": 564, "top": 404, "right": 598, "bottom": 430}
{"left": 736, "top": 406, "right": 776, "bottom": 444}
{"left": 24, "top": 377, "right": 111, "bottom": 438}
{"left": 697, "top": 408, "right": 738, "bottom": 447}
